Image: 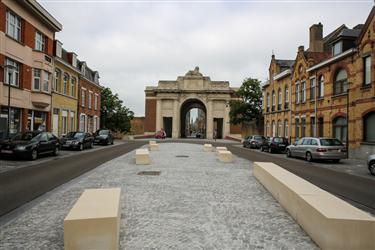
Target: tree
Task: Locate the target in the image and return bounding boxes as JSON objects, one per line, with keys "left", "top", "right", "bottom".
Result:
{"left": 100, "top": 87, "right": 134, "bottom": 133}
{"left": 229, "top": 77, "right": 263, "bottom": 125}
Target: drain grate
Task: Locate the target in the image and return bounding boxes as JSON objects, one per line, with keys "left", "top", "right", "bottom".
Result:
{"left": 175, "top": 155, "right": 189, "bottom": 158}
{"left": 137, "top": 171, "right": 160, "bottom": 176}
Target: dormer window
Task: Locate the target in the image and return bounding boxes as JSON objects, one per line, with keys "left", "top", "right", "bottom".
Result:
{"left": 94, "top": 72, "right": 99, "bottom": 84}
{"left": 81, "top": 63, "right": 86, "bottom": 76}
{"left": 332, "top": 41, "right": 342, "bottom": 56}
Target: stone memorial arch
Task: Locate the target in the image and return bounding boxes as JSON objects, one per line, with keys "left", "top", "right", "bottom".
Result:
{"left": 144, "top": 67, "right": 242, "bottom": 139}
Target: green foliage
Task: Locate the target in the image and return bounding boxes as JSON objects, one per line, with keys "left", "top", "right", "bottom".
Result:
{"left": 229, "top": 77, "right": 263, "bottom": 125}
{"left": 100, "top": 87, "right": 134, "bottom": 133}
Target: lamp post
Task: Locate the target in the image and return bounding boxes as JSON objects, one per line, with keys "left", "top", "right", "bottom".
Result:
{"left": 1, "top": 64, "right": 17, "bottom": 140}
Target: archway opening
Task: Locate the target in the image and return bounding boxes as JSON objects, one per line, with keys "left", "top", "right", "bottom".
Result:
{"left": 180, "top": 99, "right": 206, "bottom": 138}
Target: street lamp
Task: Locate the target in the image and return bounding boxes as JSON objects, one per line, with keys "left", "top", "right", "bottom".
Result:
{"left": 1, "top": 64, "right": 17, "bottom": 140}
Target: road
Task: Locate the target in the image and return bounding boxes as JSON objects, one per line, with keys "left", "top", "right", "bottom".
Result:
{"left": 0, "top": 139, "right": 374, "bottom": 218}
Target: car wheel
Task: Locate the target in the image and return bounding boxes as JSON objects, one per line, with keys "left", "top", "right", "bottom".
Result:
{"left": 79, "top": 143, "right": 84, "bottom": 151}
{"left": 369, "top": 161, "right": 375, "bottom": 176}
{"left": 53, "top": 146, "right": 59, "bottom": 156}
{"left": 306, "top": 152, "right": 313, "bottom": 162}
{"left": 286, "top": 149, "right": 292, "bottom": 158}
{"left": 30, "top": 149, "right": 38, "bottom": 160}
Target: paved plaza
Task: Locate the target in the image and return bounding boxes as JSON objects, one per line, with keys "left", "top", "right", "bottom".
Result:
{"left": 0, "top": 143, "right": 317, "bottom": 249}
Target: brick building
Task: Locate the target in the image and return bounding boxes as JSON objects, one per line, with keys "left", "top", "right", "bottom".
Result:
{"left": 0, "top": 0, "right": 61, "bottom": 138}
{"left": 263, "top": 7, "right": 375, "bottom": 159}
{"left": 77, "top": 60, "right": 101, "bottom": 133}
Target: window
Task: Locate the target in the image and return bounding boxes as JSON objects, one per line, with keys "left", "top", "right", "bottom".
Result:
{"left": 35, "top": 31, "right": 45, "bottom": 52}
{"left": 284, "top": 87, "right": 289, "bottom": 109}
{"left": 272, "top": 91, "right": 275, "bottom": 111}
{"left": 71, "top": 77, "right": 76, "bottom": 97}
{"left": 94, "top": 94, "right": 98, "bottom": 110}
{"left": 6, "top": 11, "right": 21, "bottom": 41}
{"left": 318, "top": 117, "right": 324, "bottom": 137}
{"left": 272, "top": 120, "right": 276, "bottom": 137}
{"left": 310, "top": 117, "right": 316, "bottom": 137}
{"left": 332, "top": 41, "right": 342, "bottom": 56}
{"left": 4, "top": 58, "right": 20, "bottom": 87}
{"left": 88, "top": 92, "right": 92, "bottom": 109}
{"left": 79, "top": 114, "right": 86, "bottom": 132}
{"left": 318, "top": 76, "right": 324, "bottom": 98}
{"left": 334, "top": 69, "right": 348, "bottom": 95}
{"left": 63, "top": 74, "right": 69, "bottom": 95}
{"left": 278, "top": 120, "right": 282, "bottom": 136}
{"left": 42, "top": 71, "right": 49, "bottom": 92}
{"left": 295, "top": 118, "right": 300, "bottom": 139}
{"left": 364, "top": 56, "right": 371, "bottom": 86}
{"left": 33, "top": 69, "right": 41, "bottom": 90}
{"left": 296, "top": 83, "right": 300, "bottom": 104}
{"left": 284, "top": 120, "right": 289, "bottom": 138}
{"left": 310, "top": 78, "right": 316, "bottom": 101}
{"left": 333, "top": 117, "right": 347, "bottom": 143}
{"left": 302, "top": 139, "right": 311, "bottom": 145}
{"left": 70, "top": 112, "right": 75, "bottom": 132}
{"left": 301, "top": 81, "right": 306, "bottom": 102}
{"left": 266, "top": 93, "right": 270, "bottom": 112}
{"left": 278, "top": 89, "right": 282, "bottom": 110}
{"left": 311, "top": 139, "right": 318, "bottom": 146}
{"left": 81, "top": 89, "right": 85, "bottom": 107}
{"left": 364, "top": 112, "right": 375, "bottom": 142}
{"left": 54, "top": 69, "right": 60, "bottom": 92}
{"left": 301, "top": 118, "right": 306, "bottom": 137}
{"left": 62, "top": 111, "right": 68, "bottom": 135}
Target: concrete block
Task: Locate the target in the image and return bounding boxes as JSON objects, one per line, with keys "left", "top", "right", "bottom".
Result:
{"left": 253, "top": 162, "right": 375, "bottom": 250}
{"left": 203, "top": 144, "right": 213, "bottom": 152}
{"left": 135, "top": 149, "right": 150, "bottom": 165}
{"left": 218, "top": 150, "right": 233, "bottom": 163}
{"left": 216, "top": 146, "right": 227, "bottom": 152}
{"left": 149, "top": 143, "right": 159, "bottom": 151}
{"left": 64, "top": 188, "right": 121, "bottom": 250}
{"left": 149, "top": 140, "right": 157, "bottom": 145}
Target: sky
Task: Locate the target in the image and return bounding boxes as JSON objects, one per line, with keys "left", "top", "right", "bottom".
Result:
{"left": 40, "top": 0, "right": 373, "bottom": 116}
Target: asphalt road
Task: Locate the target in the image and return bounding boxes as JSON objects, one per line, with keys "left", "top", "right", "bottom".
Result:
{"left": 0, "top": 140, "right": 147, "bottom": 216}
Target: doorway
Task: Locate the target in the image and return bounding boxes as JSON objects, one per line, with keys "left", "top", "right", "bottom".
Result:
{"left": 163, "top": 117, "right": 172, "bottom": 138}
{"left": 213, "top": 118, "right": 223, "bottom": 139}
{"left": 180, "top": 99, "right": 206, "bottom": 138}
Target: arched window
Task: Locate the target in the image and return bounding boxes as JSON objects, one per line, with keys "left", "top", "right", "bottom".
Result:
{"left": 278, "top": 89, "right": 282, "bottom": 110}
{"left": 284, "top": 120, "right": 289, "bottom": 138}
{"left": 272, "top": 91, "right": 275, "bottom": 111}
{"left": 284, "top": 87, "right": 289, "bottom": 109}
{"left": 272, "top": 120, "right": 276, "bottom": 137}
{"left": 364, "top": 112, "right": 375, "bottom": 142}
{"left": 318, "top": 76, "right": 324, "bottom": 98}
{"left": 334, "top": 69, "right": 348, "bottom": 95}
{"left": 333, "top": 116, "right": 347, "bottom": 142}
{"left": 278, "top": 120, "right": 282, "bottom": 136}
{"left": 266, "top": 93, "right": 270, "bottom": 112}
{"left": 63, "top": 73, "right": 69, "bottom": 95}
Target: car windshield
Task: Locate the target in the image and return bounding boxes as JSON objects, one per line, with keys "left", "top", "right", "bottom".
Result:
{"left": 320, "top": 139, "right": 344, "bottom": 146}
{"left": 12, "top": 132, "right": 37, "bottom": 141}
{"left": 98, "top": 130, "right": 109, "bottom": 135}
{"left": 66, "top": 132, "right": 84, "bottom": 139}
{"left": 273, "top": 137, "right": 285, "bottom": 143}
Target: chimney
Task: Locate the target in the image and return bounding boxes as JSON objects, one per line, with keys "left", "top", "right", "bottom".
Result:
{"left": 309, "top": 23, "right": 323, "bottom": 52}
{"left": 298, "top": 45, "right": 305, "bottom": 52}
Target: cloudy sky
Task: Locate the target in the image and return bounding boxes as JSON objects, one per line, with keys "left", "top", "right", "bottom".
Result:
{"left": 40, "top": 0, "right": 373, "bottom": 116}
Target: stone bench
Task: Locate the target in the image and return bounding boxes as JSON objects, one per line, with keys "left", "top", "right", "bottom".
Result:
{"left": 135, "top": 149, "right": 150, "bottom": 164}
{"left": 216, "top": 146, "right": 227, "bottom": 155}
{"left": 64, "top": 188, "right": 121, "bottom": 250}
{"left": 203, "top": 144, "right": 213, "bottom": 152}
{"left": 218, "top": 150, "right": 233, "bottom": 163}
{"left": 149, "top": 140, "right": 156, "bottom": 145}
{"left": 253, "top": 162, "right": 375, "bottom": 250}
{"left": 149, "top": 143, "right": 159, "bottom": 151}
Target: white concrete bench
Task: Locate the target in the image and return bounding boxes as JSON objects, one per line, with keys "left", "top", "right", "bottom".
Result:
{"left": 149, "top": 143, "right": 159, "bottom": 151}
{"left": 253, "top": 162, "right": 375, "bottom": 250}
{"left": 203, "top": 144, "right": 213, "bottom": 152}
{"left": 135, "top": 149, "right": 150, "bottom": 164}
{"left": 216, "top": 146, "right": 227, "bottom": 155}
{"left": 149, "top": 140, "right": 156, "bottom": 145}
{"left": 64, "top": 188, "right": 121, "bottom": 250}
{"left": 218, "top": 150, "right": 233, "bottom": 163}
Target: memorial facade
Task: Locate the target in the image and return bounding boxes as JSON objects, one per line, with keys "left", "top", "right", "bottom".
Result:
{"left": 144, "top": 67, "right": 241, "bottom": 139}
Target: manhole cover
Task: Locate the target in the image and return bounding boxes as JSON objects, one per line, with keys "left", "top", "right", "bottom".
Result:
{"left": 137, "top": 171, "right": 160, "bottom": 176}
{"left": 175, "top": 155, "right": 189, "bottom": 158}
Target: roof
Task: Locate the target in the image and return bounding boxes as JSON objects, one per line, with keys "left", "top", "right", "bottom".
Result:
{"left": 337, "top": 28, "right": 361, "bottom": 39}
{"left": 357, "top": 6, "right": 375, "bottom": 44}
{"left": 77, "top": 60, "right": 100, "bottom": 86}
{"left": 275, "top": 59, "right": 295, "bottom": 68}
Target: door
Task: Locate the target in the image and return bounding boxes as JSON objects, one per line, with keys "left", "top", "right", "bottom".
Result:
{"left": 214, "top": 118, "right": 223, "bottom": 139}
{"left": 163, "top": 117, "right": 172, "bottom": 138}
{"left": 53, "top": 114, "right": 59, "bottom": 135}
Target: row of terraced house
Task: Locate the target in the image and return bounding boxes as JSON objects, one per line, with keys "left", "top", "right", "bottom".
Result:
{"left": 263, "top": 7, "right": 375, "bottom": 159}
{"left": 0, "top": 0, "right": 102, "bottom": 139}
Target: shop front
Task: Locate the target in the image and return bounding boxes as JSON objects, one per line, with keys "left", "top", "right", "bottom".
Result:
{"left": 0, "top": 107, "right": 22, "bottom": 139}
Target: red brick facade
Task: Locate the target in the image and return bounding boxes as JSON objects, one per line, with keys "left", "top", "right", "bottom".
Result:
{"left": 144, "top": 98, "right": 156, "bottom": 132}
{"left": 0, "top": 2, "right": 5, "bottom": 32}
{"left": 230, "top": 123, "right": 242, "bottom": 134}
{"left": 78, "top": 78, "right": 101, "bottom": 117}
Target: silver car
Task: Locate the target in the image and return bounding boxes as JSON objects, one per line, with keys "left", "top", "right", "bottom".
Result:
{"left": 367, "top": 154, "right": 375, "bottom": 176}
{"left": 286, "top": 137, "right": 347, "bottom": 162}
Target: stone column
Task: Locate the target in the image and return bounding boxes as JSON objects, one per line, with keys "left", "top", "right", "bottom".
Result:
{"left": 206, "top": 99, "right": 213, "bottom": 139}
{"left": 172, "top": 99, "right": 179, "bottom": 138}
{"left": 156, "top": 99, "right": 162, "bottom": 131}
{"left": 223, "top": 100, "right": 230, "bottom": 138}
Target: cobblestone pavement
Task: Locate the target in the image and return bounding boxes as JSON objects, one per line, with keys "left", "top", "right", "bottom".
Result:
{"left": 233, "top": 144, "right": 371, "bottom": 178}
{"left": 0, "top": 140, "right": 124, "bottom": 174}
{"left": 0, "top": 143, "right": 318, "bottom": 249}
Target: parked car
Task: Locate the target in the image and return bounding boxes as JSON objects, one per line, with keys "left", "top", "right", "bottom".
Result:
{"left": 155, "top": 130, "right": 166, "bottom": 139}
{"left": 0, "top": 131, "right": 60, "bottom": 160}
{"left": 286, "top": 137, "right": 347, "bottom": 162}
{"left": 94, "top": 129, "right": 114, "bottom": 145}
{"left": 243, "top": 135, "right": 266, "bottom": 149}
{"left": 367, "top": 154, "right": 375, "bottom": 176}
{"left": 61, "top": 132, "right": 94, "bottom": 150}
{"left": 260, "top": 137, "right": 289, "bottom": 153}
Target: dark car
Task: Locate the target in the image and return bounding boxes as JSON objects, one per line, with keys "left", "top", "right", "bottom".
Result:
{"left": 0, "top": 131, "right": 60, "bottom": 160}
{"left": 94, "top": 129, "right": 114, "bottom": 145}
{"left": 260, "top": 137, "right": 289, "bottom": 153}
{"left": 61, "top": 132, "right": 94, "bottom": 150}
{"left": 243, "top": 135, "right": 266, "bottom": 149}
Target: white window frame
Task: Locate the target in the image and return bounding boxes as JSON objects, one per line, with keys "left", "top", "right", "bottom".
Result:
{"left": 70, "top": 77, "right": 76, "bottom": 97}
{"left": 285, "top": 87, "right": 289, "bottom": 103}
{"left": 278, "top": 89, "right": 282, "bottom": 105}
{"left": 6, "top": 11, "right": 21, "bottom": 42}
{"left": 332, "top": 41, "right": 342, "bottom": 56}
{"left": 94, "top": 94, "right": 98, "bottom": 110}
{"left": 318, "top": 76, "right": 324, "bottom": 98}
{"left": 81, "top": 89, "right": 86, "bottom": 107}
{"left": 35, "top": 31, "right": 45, "bottom": 52}
{"left": 296, "top": 83, "right": 300, "bottom": 104}
{"left": 54, "top": 69, "right": 60, "bottom": 92}
{"left": 88, "top": 91, "right": 93, "bottom": 109}
{"left": 364, "top": 56, "right": 371, "bottom": 86}
{"left": 63, "top": 73, "right": 69, "bottom": 95}
{"left": 4, "top": 58, "right": 20, "bottom": 87}
{"left": 42, "top": 71, "right": 49, "bottom": 92}
{"left": 33, "top": 69, "right": 41, "bottom": 91}
{"left": 301, "top": 81, "right": 306, "bottom": 102}
{"left": 310, "top": 77, "right": 316, "bottom": 101}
